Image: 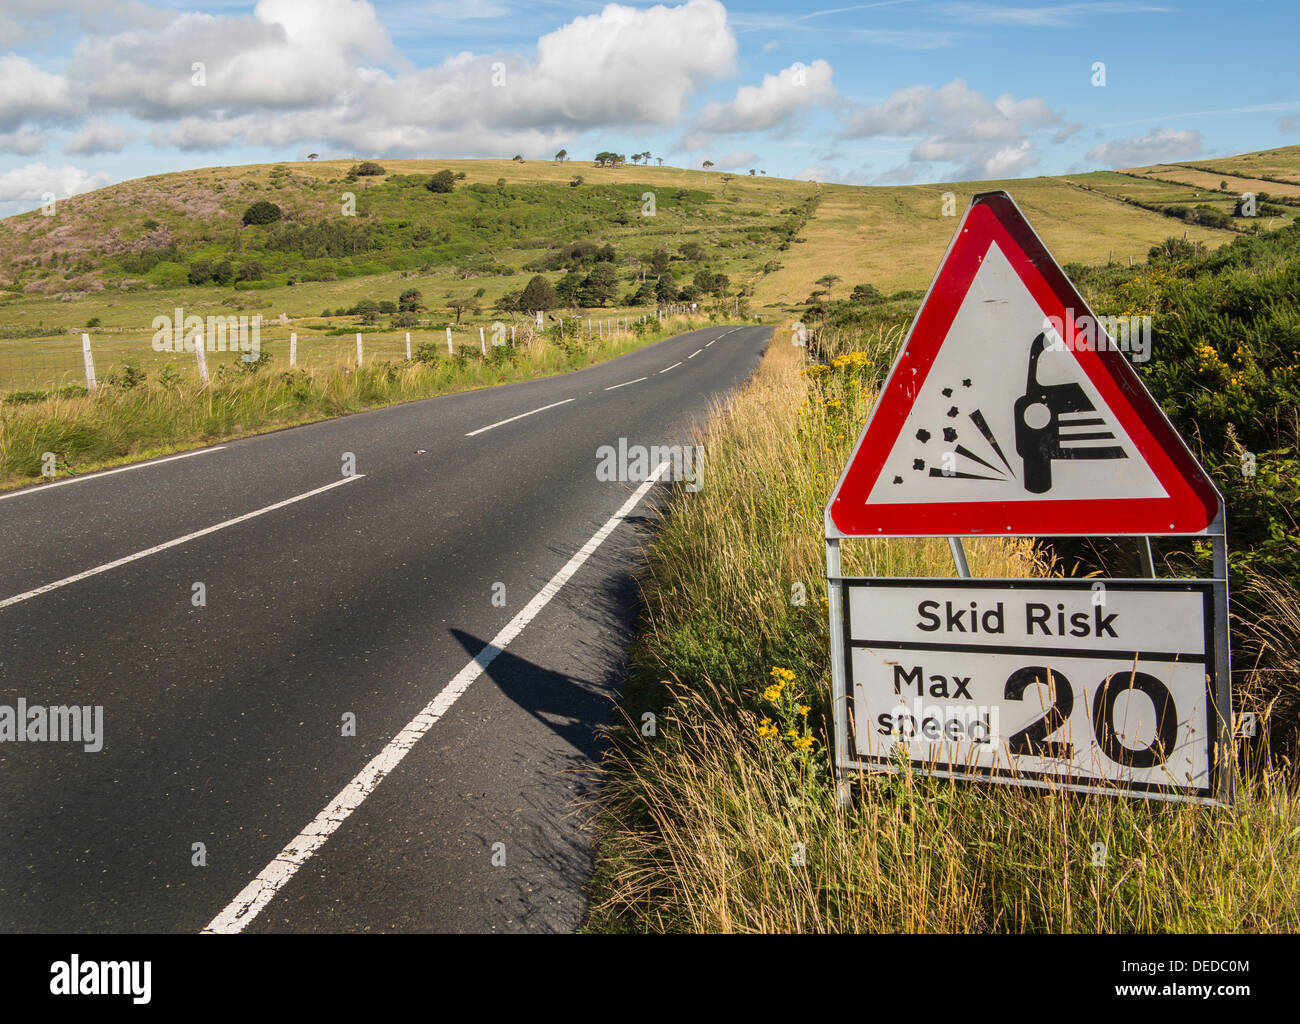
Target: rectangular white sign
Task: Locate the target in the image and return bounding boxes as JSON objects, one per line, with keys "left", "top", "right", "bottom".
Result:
{"left": 838, "top": 579, "right": 1220, "bottom": 801}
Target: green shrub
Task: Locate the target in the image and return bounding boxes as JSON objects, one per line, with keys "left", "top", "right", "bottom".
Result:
{"left": 242, "top": 200, "right": 282, "bottom": 226}
{"left": 426, "top": 170, "right": 456, "bottom": 194}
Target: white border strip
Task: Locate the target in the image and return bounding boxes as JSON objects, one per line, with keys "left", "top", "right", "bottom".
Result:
{"left": 0, "top": 446, "right": 228, "bottom": 502}
{"left": 0, "top": 475, "right": 363, "bottom": 611}
{"left": 203, "top": 461, "right": 671, "bottom": 934}
{"left": 464, "top": 398, "right": 575, "bottom": 437}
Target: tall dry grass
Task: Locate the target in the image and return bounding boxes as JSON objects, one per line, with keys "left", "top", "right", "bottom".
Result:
{"left": 0, "top": 315, "right": 710, "bottom": 489}
{"left": 588, "top": 322, "right": 1300, "bottom": 933}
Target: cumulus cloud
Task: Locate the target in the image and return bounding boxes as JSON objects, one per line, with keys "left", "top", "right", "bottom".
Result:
{"left": 0, "top": 161, "right": 113, "bottom": 215}
{"left": 0, "top": 128, "right": 49, "bottom": 155}
{"left": 686, "top": 59, "right": 835, "bottom": 148}
{"left": 65, "top": 117, "right": 135, "bottom": 155}
{"left": 841, "top": 78, "right": 1060, "bottom": 179}
{"left": 0, "top": 56, "right": 80, "bottom": 131}
{"left": 1086, "top": 127, "right": 1201, "bottom": 167}
{"left": 19, "top": 0, "right": 735, "bottom": 159}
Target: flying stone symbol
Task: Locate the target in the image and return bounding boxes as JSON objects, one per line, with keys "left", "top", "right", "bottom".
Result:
{"left": 1013, "top": 332, "right": 1125, "bottom": 493}
{"left": 901, "top": 377, "right": 1016, "bottom": 486}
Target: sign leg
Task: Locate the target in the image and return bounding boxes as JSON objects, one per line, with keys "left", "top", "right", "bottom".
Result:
{"left": 948, "top": 537, "right": 971, "bottom": 578}
{"left": 826, "top": 538, "right": 850, "bottom": 804}
{"left": 1138, "top": 537, "right": 1156, "bottom": 578}
{"left": 1212, "top": 533, "right": 1235, "bottom": 804}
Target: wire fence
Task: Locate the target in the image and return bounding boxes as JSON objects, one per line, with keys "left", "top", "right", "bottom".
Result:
{"left": 0, "top": 310, "right": 680, "bottom": 398}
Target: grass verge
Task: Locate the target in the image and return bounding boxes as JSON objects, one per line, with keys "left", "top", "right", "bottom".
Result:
{"left": 587, "top": 323, "right": 1300, "bottom": 933}
{"left": 0, "top": 314, "right": 726, "bottom": 490}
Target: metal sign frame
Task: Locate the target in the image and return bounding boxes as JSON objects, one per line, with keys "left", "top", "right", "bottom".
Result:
{"left": 822, "top": 191, "right": 1234, "bottom": 806}
{"left": 832, "top": 573, "right": 1226, "bottom": 803}
{"left": 825, "top": 191, "right": 1222, "bottom": 538}
{"left": 826, "top": 527, "right": 1233, "bottom": 806}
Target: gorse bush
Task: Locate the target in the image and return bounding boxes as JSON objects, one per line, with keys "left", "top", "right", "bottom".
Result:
{"left": 1073, "top": 221, "right": 1300, "bottom": 586}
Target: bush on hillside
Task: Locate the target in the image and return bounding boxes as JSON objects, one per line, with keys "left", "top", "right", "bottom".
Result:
{"left": 241, "top": 201, "right": 282, "bottom": 226}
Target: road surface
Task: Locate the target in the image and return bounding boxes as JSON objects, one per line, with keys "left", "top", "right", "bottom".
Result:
{"left": 0, "top": 323, "right": 770, "bottom": 933}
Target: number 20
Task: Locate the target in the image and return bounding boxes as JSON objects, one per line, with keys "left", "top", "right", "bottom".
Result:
{"left": 1004, "top": 667, "right": 1178, "bottom": 768}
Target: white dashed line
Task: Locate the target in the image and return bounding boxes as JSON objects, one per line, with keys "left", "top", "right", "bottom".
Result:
{"left": 0, "top": 446, "right": 228, "bottom": 502}
{"left": 0, "top": 475, "right": 364, "bottom": 611}
{"left": 659, "top": 362, "right": 682, "bottom": 373}
{"left": 202, "top": 461, "right": 672, "bottom": 934}
{"left": 605, "top": 377, "right": 648, "bottom": 391}
{"left": 464, "top": 398, "right": 575, "bottom": 436}
{"left": 688, "top": 349, "right": 702, "bottom": 359}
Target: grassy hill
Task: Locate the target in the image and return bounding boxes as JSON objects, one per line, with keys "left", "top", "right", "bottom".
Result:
{"left": 2, "top": 147, "right": 1298, "bottom": 392}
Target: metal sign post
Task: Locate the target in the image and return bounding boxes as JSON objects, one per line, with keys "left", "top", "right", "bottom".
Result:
{"left": 823, "top": 191, "right": 1232, "bottom": 806}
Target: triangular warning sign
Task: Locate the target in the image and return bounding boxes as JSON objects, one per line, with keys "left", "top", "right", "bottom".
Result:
{"left": 827, "top": 192, "right": 1221, "bottom": 537}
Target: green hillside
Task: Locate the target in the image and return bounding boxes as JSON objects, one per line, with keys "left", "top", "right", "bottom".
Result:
{"left": 2, "top": 148, "right": 1298, "bottom": 392}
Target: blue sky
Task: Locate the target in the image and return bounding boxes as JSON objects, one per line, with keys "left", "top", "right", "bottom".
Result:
{"left": 1, "top": 0, "right": 1297, "bottom": 213}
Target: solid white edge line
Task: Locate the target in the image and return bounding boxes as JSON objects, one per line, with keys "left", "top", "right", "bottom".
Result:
{"left": 0, "top": 475, "right": 364, "bottom": 611}
{"left": 605, "top": 376, "right": 648, "bottom": 391}
{"left": 464, "top": 398, "right": 575, "bottom": 437}
{"left": 688, "top": 349, "right": 702, "bottom": 359}
{"left": 659, "top": 362, "right": 682, "bottom": 373}
{"left": 202, "top": 461, "right": 672, "bottom": 934}
{"left": 0, "top": 446, "right": 228, "bottom": 502}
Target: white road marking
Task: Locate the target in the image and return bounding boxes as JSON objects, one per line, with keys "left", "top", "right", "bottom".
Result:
{"left": 688, "top": 349, "right": 702, "bottom": 359}
{"left": 464, "top": 398, "right": 575, "bottom": 436}
{"left": 659, "top": 362, "right": 682, "bottom": 373}
{"left": 0, "top": 475, "right": 364, "bottom": 611}
{"left": 0, "top": 446, "right": 228, "bottom": 502}
{"left": 605, "top": 376, "right": 647, "bottom": 391}
{"left": 705, "top": 339, "right": 717, "bottom": 347}
{"left": 202, "top": 461, "right": 672, "bottom": 935}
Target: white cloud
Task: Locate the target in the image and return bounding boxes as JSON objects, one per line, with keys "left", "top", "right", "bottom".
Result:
{"left": 710, "top": 149, "right": 760, "bottom": 170}
{"left": 687, "top": 59, "right": 835, "bottom": 147}
{"left": 0, "top": 161, "right": 113, "bottom": 215}
{"left": 0, "top": 128, "right": 49, "bottom": 155}
{"left": 1086, "top": 127, "right": 1201, "bottom": 167}
{"left": 35, "top": 0, "right": 735, "bottom": 159}
{"left": 70, "top": 2, "right": 396, "bottom": 119}
{"left": 1279, "top": 116, "right": 1299, "bottom": 134}
{"left": 0, "top": 56, "right": 80, "bottom": 131}
{"left": 65, "top": 117, "right": 135, "bottom": 155}
{"left": 841, "top": 78, "right": 1060, "bottom": 179}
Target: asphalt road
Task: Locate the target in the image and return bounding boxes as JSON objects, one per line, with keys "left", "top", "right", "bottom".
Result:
{"left": 0, "top": 323, "right": 770, "bottom": 933}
